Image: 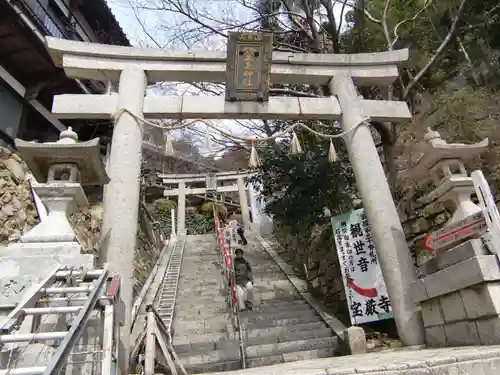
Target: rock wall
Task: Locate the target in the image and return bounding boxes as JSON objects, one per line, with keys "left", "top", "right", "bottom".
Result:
{"left": 0, "top": 147, "right": 163, "bottom": 297}
{"left": 273, "top": 224, "right": 350, "bottom": 322}
{"left": 0, "top": 148, "right": 38, "bottom": 244}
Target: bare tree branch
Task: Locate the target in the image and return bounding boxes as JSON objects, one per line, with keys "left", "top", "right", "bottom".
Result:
{"left": 403, "top": 0, "right": 467, "bottom": 99}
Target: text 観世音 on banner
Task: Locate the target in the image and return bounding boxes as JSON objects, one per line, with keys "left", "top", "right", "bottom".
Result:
{"left": 331, "top": 208, "right": 393, "bottom": 325}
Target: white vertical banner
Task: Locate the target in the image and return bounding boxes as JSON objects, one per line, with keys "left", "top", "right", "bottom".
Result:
{"left": 331, "top": 208, "right": 393, "bottom": 324}
{"left": 472, "top": 170, "right": 500, "bottom": 234}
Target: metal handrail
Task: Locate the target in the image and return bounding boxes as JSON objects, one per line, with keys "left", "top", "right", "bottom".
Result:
{"left": 213, "top": 217, "right": 246, "bottom": 369}
{"left": 230, "top": 252, "right": 246, "bottom": 369}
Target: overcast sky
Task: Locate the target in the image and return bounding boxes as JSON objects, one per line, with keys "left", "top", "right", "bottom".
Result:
{"left": 106, "top": 0, "right": 347, "bottom": 47}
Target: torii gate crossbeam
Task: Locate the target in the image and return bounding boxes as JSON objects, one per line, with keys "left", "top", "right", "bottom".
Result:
{"left": 159, "top": 171, "right": 254, "bottom": 233}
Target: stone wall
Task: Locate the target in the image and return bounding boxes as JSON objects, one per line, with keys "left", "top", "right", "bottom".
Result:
{"left": 273, "top": 224, "right": 350, "bottom": 323}
{"left": 0, "top": 147, "right": 163, "bottom": 297}
{"left": 0, "top": 147, "right": 38, "bottom": 244}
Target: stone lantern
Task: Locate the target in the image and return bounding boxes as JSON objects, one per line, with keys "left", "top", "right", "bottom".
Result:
{"left": 400, "top": 128, "right": 489, "bottom": 227}
{"left": 14, "top": 127, "right": 109, "bottom": 243}
{"left": 0, "top": 128, "right": 109, "bottom": 305}
{"left": 404, "top": 129, "right": 500, "bottom": 348}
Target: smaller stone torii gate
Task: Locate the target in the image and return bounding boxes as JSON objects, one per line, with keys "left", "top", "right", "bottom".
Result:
{"left": 44, "top": 32, "right": 425, "bottom": 367}
{"left": 159, "top": 171, "right": 255, "bottom": 233}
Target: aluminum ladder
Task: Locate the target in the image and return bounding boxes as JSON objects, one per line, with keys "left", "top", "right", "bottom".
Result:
{"left": 155, "top": 233, "right": 187, "bottom": 334}
{"left": 0, "top": 264, "right": 122, "bottom": 375}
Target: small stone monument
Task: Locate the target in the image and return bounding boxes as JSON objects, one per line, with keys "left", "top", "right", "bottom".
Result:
{"left": 0, "top": 128, "right": 109, "bottom": 305}
{"left": 403, "top": 129, "right": 500, "bottom": 347}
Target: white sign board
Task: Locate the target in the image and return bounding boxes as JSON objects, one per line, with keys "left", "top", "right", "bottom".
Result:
{"left": 423, "top": 212, "right": 487, "bottom": 251}
{"left": 331, "top": 208, "right": 393, "bottom": 324}
{"left": 472, "top": 170, "right": 500, "bottom": 235}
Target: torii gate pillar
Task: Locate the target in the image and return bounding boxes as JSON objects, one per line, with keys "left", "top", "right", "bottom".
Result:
{"left": 237, "top": 176, "right": 251, "bottom": 229}
{"left": 177, "top": 181, "right": 187, "bottom": 234}
{"left": 101, "top": 68, "right": 147, "bottom": 371}
{"left": 330, "top": 74, "right": 425, "bottom": 346}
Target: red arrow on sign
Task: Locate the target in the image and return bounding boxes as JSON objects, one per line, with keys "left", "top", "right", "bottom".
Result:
{"left": 346, "top": 276, "right": 378, "bottom": 298}
{"left": 422, "top": 212, "right": 487, "bottom": 252}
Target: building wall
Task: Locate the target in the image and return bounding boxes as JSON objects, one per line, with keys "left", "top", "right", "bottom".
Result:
{"left": 0, "top": 78, "right": 25, "bottom": 141}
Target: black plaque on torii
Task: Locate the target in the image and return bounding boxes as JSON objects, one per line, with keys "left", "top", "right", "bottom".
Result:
{"left": 205, "top": 173, "right": 217, "bottom": 197}
{"left": 225, "top": 32, "right": 273, "bottom": 102}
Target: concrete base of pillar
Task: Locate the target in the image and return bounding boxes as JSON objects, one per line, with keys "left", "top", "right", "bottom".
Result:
{"left": 341, "top": 326, "right": 367, "bottom": 355}
{"left": 411, "top": 239, "right": 500, "bottom": 347}
{"left": 0, "top": 241, "right": 94, "bottom": 305}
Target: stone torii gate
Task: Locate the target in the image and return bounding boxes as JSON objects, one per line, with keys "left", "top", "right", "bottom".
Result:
{"left": 44, "top": 34, "right": 424, "bottom": 366}
{"left": 159, "top": 171, "right": 254, "bottom": 233}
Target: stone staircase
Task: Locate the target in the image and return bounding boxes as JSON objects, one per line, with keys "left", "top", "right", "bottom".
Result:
{"left": 170, "top": 234, "right": 240, "bottom": 373}
{"left": 169, "top": 234, "right": 338, "bottom": 373}
{"left": 239, "top": 236, "right": 338, "bottom": 368}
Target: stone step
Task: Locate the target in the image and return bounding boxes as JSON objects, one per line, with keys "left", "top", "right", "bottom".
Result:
{"left": 176, "top": 292, "right": 226, "bottom": 301}
{"left": 252, "top": 274, "right": 290, "bottom": 281}
{"left": 180, "top": 261, "right": 220, "bottom": 265}
{"left": 174, "top": 339, "right": 239, "bottom": 355}
{"left": 176, "top": 284, "right": 226, "bottom": 292}
{"left": 173, "top": 331, "right": 233, "bottom": 346}
{"left": 245, "top": 336, "right": 337, "bottom": 359}
{"left": 244, "top": 314, "right": 323, "bottom": 329}
{"left": 173, "top": 310, "right": 231, "bottom": 321}
{"left": 181, "top": 258, "right": 219, "bottom": 263}
{"left": 247, "top": 321, "right": 327, "bottom": 339}
{"left": 246, "top": 347, "right": 334, "bottom": 368}
{"left": 245, "top": 327, "right": 334, "bottom": 347}
{"left": 170, "top": 296, "right": 227, "bottom": 306}
{"left": 257, "top": 296, "right": 307, "bottom": 305}
{"left": 171, "top": 314, "right": 229, "bottom": 328}
{"left": 181, "top": 358, "right": 241, "bottom": 374}
{"left": 179, "top": 270, "right": 221, "bottom": 275}
{"left": 173, "top": 304, "right": 230, "bottom": 316}
{"left": 244, "top": 286, "right": 296, "bottom": 295}
{"left": 179, "top": 272, "right": 223, "bottom": 279}
{"left": 183, "top": 252, "right": 219, "bottom": 257}
{"left": 175, "top": 287, "right": 301, "bottom": 301}
{"left": 240, "top": 306, "right": 317, "bottom": 324}
{"left": 172, "top": 313, "right": 231, "bottom": 326}
{"left": 251, "top": 299, "right": 307, "bottom": 311}
{"left": 175, "top": 296, "right": 227, "bottom": 303}
{"left": 249, "top": 268, "right": 284, "bottom": 274}
{"left": 254, "top": 291, "right": 301, "bottom": 301}
{"left": 177, "top": 338, "right": 336, "bottom": 372}
{"left": 250, "top": 299, "right": 309, "bottom": 312}
{"left": 174, "top": 328, "right": 335, "bottom": 356}
{"left": 173, "top": 300, "right": 228, "bottom": 310}
{"left": 180, "top": 261, "right": 220, "bottom": 266}
{"left": 177, "top": 280, "right": 224, "bottom": 287}
{"left": 173, "top": 323, "right": 229, "bottom": 337}
{"left": 176, "top": 288, "right": 227, "bottom": 298}
{"left": 176, "top": 346, "right": 241, "bottom": 370}
{"left": 161, "top": 303, "right": 229, "bottom": 316}
{"left": 252, "top": 280, "right": 296, "bottom": 289}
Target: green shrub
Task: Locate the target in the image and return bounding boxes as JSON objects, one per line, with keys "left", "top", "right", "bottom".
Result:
{"left": 152, "top": 198, "right": 176, "bottom": 236}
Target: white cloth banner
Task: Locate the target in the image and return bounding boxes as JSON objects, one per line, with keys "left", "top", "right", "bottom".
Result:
{"left": 331, "top": 208, "right": 393, "bottom": 324}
